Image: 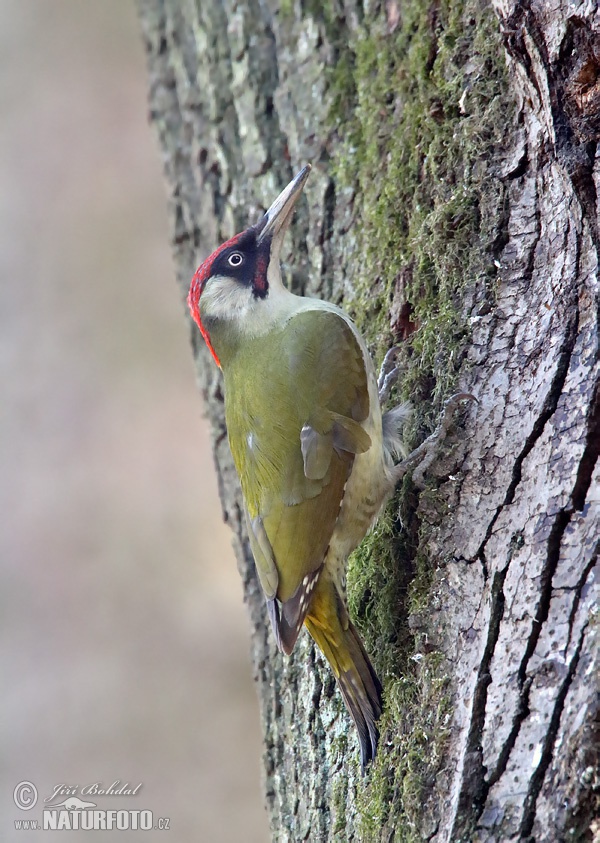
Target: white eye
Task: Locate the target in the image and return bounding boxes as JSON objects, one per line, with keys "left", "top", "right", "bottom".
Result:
{"left": 228, "top": 252, "right": 243, "bottom": 267}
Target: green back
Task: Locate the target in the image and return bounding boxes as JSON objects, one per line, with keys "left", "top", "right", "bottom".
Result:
{"left": 222, "top": 309, "right": 370, "bottom": 603}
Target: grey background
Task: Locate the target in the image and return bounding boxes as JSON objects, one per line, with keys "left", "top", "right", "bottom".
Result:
{"left": 1, "top": 1, "right": 268, "bottom": 839}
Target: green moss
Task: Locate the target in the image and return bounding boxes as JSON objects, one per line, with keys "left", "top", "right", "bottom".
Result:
{"left": 322, "top": 0, "right": 515, "bottom": 837}
{"left": 355, "top": 656, "right": 453, "bottom": 842}
{"left": 331, "top": 0, "right": 510, "bottom": 407}
{"left": 347, "top": 479, "right": 417, "bottom": 674}
{"left": 332, "top": 774, "right": 350, "bottom": 836}
{"left": 344, "top": 489, "right": 452, "bottom": 838}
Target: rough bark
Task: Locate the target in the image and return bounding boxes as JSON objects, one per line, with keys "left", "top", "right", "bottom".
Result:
{"left": 137, "top": 1, "right": 599, "bottom": 840}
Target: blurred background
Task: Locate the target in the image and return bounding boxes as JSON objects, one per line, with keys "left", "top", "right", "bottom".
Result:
{"left": 0, "top": 1, "right": 268, "bottom": 839}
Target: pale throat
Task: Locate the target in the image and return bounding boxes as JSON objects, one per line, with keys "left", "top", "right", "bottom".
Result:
{"left": 200, "top": 267, "right": 297, "bottom": 365}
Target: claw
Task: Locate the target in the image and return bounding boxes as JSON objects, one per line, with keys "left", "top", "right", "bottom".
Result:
{"left": 443, "top": 392, "right": 478, "bottom": 410}
{"left": 378, "top": 347, "right": 400, "bottom": 405}
{"left": 392, "top": 391, "right": 476, "bottom": 489}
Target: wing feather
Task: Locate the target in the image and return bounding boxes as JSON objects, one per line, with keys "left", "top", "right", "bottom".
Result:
{"left": 224, "top": 308, "right": 372, "bottom": 651}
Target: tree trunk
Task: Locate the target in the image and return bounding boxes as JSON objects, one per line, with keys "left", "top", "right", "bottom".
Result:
{"left": 137, "top": 1, "right": 599, "bottom": 840}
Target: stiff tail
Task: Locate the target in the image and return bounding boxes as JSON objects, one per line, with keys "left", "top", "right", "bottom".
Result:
{"left": 305, "top": 588, "right": 383, "bottom": 772}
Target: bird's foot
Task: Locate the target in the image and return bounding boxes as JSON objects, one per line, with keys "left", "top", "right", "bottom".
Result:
{"left": 378, "top": 347, "right": 400, "bottom": 405}
{"left": 392, "top": 392, "right": 476, "bottom": 490}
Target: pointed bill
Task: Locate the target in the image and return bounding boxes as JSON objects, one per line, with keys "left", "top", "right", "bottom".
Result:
{"left": 256, "top": 164, "right": 311, "bottom": 243}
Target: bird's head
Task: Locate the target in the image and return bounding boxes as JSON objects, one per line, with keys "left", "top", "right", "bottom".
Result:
{"left": 187, "top": 164, "right": 311, "bottom": 367}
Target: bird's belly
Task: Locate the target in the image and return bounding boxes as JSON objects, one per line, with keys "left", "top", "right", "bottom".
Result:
{"left": 325, "top": 444, "right": 391, "bottom": 578}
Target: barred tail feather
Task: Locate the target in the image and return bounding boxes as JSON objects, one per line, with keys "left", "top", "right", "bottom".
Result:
{"left": 305, "top": 613, "right": 383, "bottom": 772}
{"left": 267, "top": 567, "right": 323, "bottom": 656}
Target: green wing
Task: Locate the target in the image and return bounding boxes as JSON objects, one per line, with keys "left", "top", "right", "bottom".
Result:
{"left": 224, "top": 308, "right": 372, "bottom": 649}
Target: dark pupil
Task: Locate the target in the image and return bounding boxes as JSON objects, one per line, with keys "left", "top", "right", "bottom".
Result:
{"left": 230, "top": 253, "right": 242, "bottom": 266}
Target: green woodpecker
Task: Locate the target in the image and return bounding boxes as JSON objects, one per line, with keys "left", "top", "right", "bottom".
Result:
{"left": 188, "top": 166, "right": 430, "bottom": 769}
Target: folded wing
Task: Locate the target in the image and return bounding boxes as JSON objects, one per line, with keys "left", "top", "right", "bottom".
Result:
{"left": 225, "top": 309, "right": 372, "bottom": 653}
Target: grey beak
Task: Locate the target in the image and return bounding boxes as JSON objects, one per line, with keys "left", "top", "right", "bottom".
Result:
{"left": 256, "top": 165, "right": 311, "bottom": 243}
